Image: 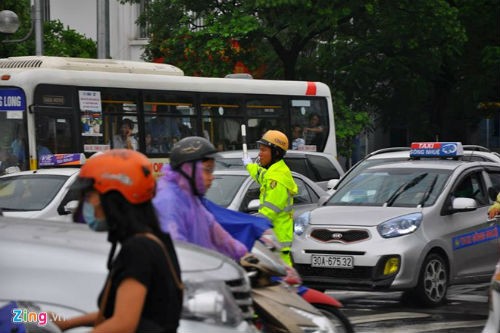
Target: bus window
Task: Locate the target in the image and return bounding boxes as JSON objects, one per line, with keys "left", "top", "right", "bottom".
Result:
{"left": 2, "top": 121, "right": 26, "bottom": 172}
{"left": 291, "top": 98, "right": 328, "bottom": 151}
{"left": 84, "top": 89, "right": 139, "bottom": 153}
{"left": 245, "top": 96, "right": 287, "bottom": 147}
{"left": 201, "top": 94, "right": 243, "bottom": 151}
{"left": 35, "top": 115, "right": 70, "bottom": 155}
{"left": 0, "top": 87, "right": 25, "bottom": 171}
{"left": 143, "top": 91, "right": 195, "bottom": 154}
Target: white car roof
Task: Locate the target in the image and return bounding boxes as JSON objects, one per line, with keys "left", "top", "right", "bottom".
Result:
{"left": 0, "top": 167, "right": 80, "bottom": 178}
{"left": 217, "top": 149, "right": 337, "bottom": 159}
{"left": 364, "top": 159, "right": 472, "bottom": 171}
{"left": 365, "top": 147, "right": 500, "bottom": 163}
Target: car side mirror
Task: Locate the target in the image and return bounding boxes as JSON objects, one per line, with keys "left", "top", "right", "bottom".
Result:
{"left": 451, "top": 197, "right": 477, "bottom": 212}
{"left": 488, "top": 187, "right": 498, "bottom": 201}
{"left": 247, "top": 199, "right": 260, "bottom": 212}
{"left": 327, "top": 179, "right": 339, "bottom": 191}
{"left": 63, "top": 200, "right": 79, "bottom": 215}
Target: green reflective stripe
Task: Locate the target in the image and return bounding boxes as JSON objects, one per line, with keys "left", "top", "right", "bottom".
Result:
{"left": 280, "top": 242, "right": 292, "bottom": 248}
{"left": 260, "top": 201, "right": 281, "bottom": 213}
{"left": 261, "top": 201, "right": 293, "bottom": 213}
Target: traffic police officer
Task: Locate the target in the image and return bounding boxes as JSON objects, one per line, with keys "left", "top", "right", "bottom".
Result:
{"left": 243, "top": 130, "right": 298, "bottom": 265}
{"left": 488, "top": 192, "right": 500, "bottom": 219}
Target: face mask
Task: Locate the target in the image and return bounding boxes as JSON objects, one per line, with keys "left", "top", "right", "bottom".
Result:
{"left": 82, "top": 201, "right": 109, "bottom": 232}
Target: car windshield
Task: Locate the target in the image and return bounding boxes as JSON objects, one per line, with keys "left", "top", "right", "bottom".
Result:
{"left": 205, "top": 174, "right": 247, "bottom": 207}
{"left": 335, "top": 157, "right": 408, "bottom": 190}
{"left": 327, "top": 168, "right": 451, "bottom": 207}
{"left": 0, "top": 175, "right": 68, "bottom": 211}
{"left": 215, "top": 158, "right": 245, "bottom": 170}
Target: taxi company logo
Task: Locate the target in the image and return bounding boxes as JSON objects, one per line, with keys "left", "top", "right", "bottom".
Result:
{"left": 441, "top": 143, "right": 457, "bottom": 154}
{"left": 331, "top": 233, "right": 343, "bottom": 239}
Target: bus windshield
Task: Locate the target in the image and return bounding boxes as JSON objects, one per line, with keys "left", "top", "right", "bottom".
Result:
{"left": 0, "top": 88, "right": 27, "bottom": 173}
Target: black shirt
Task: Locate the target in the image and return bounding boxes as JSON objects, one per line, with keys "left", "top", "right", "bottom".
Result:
{"left": 99, "top": 234, "right": 182, "bottom": 333}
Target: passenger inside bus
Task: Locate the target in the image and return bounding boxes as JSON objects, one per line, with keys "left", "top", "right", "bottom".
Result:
{"left": 0, "top": 149, "right": 19, "bottom": 175}
{"left": 10, "top": 128, "right": 27, "bottom": 169}
{"left": 304, "top": 112, "right": 325, "bottom": 149}
{"left": 113, "top": 118, "right": 138, "bottom": 150}
{"left": 147, "top": 106, "right": 181, "bottom": 153}
{"left": 145, "top": 133, "right": 159, "bottom": 154}
{"left": 291, "top": 124, "right": 305, "bottom": 150}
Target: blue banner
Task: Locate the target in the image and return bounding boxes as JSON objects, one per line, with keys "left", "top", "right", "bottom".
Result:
{"left": 452, "top": 225, "right": 499, "bottom": 250}
{"left": 0, "top": 88, "right": 26, "bottom": 112}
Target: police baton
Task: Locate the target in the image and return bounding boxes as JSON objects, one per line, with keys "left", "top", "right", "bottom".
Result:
{"left": 241, "top": 124, "right": 248, "bottom": 160}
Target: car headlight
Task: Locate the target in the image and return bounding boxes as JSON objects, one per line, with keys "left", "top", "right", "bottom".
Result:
{"left": 182, "top": 280, "right": 244, "bottom": 327}
{"left": 294, "top": 211, "right": 311, "bottom": 236}
{"left": 377, "top": 213, "right": 423, "bottom": 238}
{"left": 289, "top": 307, "right": 337, "bottom": 333}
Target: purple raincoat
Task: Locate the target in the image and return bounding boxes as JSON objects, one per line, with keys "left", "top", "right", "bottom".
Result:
{"left": 153, "top": 161, "right": 247, "bottom": 261}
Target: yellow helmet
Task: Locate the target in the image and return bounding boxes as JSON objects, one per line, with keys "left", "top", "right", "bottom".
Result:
{"left": 257, "top": 130, "right": 289, "bottom": 151}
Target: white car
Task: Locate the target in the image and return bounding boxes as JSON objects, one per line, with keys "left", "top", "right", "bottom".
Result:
{"left": 0, "top": 168, "right": 81, "bottom": 221}
{"left": 0, "top": 216, "right": 257, "bottom": 333}
{"left": 206, "top": 169, "right": 327, "bottom": 218}
{"left": 292, "top": 142, "right": 500, "bottom": 306}
{"left": 216, "top": 149, "right": 345, "bottom": 191}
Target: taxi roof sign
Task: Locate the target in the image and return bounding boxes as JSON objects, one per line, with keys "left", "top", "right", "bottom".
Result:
{"left": 410, "top": 142, "right": 464, "bottom": 158}
{"left": 39, "top": 153, "right": 86, "bottom": 167}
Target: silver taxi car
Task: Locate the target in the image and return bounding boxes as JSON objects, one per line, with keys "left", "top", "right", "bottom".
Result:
{"left": 292, "top": 142, "right": 500, "bottom": 306}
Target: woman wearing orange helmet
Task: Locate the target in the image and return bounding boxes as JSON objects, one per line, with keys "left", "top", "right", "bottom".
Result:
{"left": 54, "top": 149, "right": 183, "bottom": 333}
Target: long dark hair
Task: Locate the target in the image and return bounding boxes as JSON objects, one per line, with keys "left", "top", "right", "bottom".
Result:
{"left": 100, "top": 191, "right": 163, "bottom": 269}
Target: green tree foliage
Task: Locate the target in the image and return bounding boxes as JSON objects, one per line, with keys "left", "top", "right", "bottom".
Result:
{"left": 123, "top": 0, "right": 364, "bottom": 79}
{"left": 121, "top": 0, "right": 499, "bottom": 157}
{"left": 0, "top": 1, "right": 32, "bottom": 57}
{"left": 43, "top": 20, "right": 96, "bottom": 58}
{"left": 333, "top": 91, "right": 371, "bottom": 168}
{"left": 0, "top": 2, "right": 96, "bottom": 58}
{"left": 318, "top": 1, "right": 467, "bottom": 142}
{"left": 452, "top": 0, "right": 500, "bottom": 122}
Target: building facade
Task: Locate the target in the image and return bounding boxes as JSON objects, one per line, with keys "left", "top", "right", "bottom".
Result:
{"left": 49, "top": 0, "right": 146, "bottom": 61}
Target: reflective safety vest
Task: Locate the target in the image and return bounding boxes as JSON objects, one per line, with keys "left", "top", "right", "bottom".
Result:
{"left": 246, "top": 159, "right": 298, "bottom": 264}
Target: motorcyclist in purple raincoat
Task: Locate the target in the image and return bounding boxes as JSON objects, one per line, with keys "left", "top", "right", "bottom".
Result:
{"left": 153, "top": 136, "right": 247, "bottom": 261}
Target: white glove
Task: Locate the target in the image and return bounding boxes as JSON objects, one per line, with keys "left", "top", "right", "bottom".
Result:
{"left": 242, "top": 156, "right": 252, "bottom": 166}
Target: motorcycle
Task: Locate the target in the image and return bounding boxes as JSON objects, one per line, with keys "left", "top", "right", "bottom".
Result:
{"left": 203, "top": 198, "right": 354, "bottom": 333}
{"left": 247, "top": 241, "right": 353, "bottom": 333}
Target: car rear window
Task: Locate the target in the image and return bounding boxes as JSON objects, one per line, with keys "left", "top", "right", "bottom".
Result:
{"left": 0, "top": 175, "right": 68, "bottom": 211}
{"left": 306, "top": 155, "right": 341, "bottom": 181}
{"left": 206, "top": 174, "right": 247, "bottom": 207}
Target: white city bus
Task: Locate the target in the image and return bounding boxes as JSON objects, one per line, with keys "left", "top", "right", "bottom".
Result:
{"left": 0, "top": 56, "right": 337, "bottom": 174}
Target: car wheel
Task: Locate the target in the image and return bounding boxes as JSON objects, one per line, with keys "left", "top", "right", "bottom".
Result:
{"left": 412, "top": 253, "right": 448, "bottom": 306}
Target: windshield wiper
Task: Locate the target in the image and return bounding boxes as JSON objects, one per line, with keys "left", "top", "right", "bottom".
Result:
{"left": 385, "top": 173, "right": 428, "bottom": 207}
{"left": 418, "top": 175, "right": 438, "bottom": 207}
